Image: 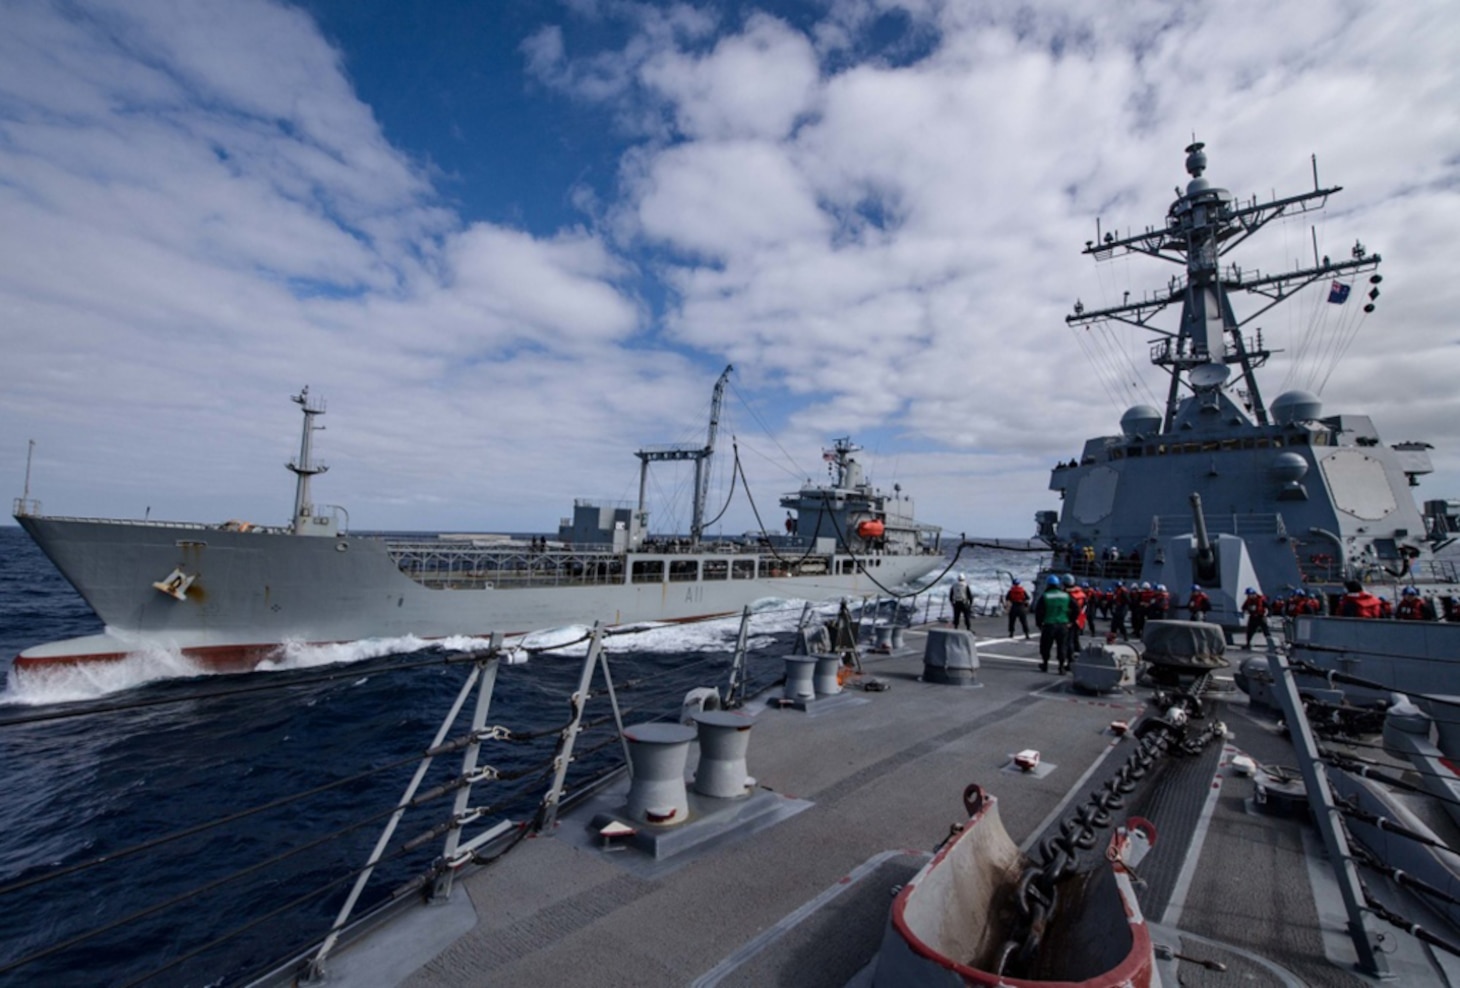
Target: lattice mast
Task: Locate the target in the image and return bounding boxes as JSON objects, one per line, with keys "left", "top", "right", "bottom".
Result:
{"left": 1067, "top": 143, "right": 1381, "bottom": 432}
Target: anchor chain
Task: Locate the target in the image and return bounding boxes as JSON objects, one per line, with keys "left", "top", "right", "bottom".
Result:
{"left": 995, "top": 696, "right": 1225, "bottom": 976}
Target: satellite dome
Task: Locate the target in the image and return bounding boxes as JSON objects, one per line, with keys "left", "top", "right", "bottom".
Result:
{"left": 1270, "top": 451, "right": 1308, "bottom": 484}
{"left": 1120, "top": 405, "right": 1162, "bottom": 437}
{"left": 1270, "top": 390, "right": 1323, "bottom": 425}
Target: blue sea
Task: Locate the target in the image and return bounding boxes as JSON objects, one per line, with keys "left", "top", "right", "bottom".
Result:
{"left": 0, "top": 526, "right": 1039, "bottom": 986}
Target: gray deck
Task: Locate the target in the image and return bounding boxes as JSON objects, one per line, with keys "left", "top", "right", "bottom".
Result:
{"left": 311, "top": 616, "right": 1436, "bottom": 986}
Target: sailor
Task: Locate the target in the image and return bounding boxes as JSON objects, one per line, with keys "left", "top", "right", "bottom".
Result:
{"left": 1337, "top": 580, "right": 1383, "bottom": 619}
{"left": 949, "top": 575, "right": 975, "bottom": 631}
{"left": 1064, "top": 574, "right": 1087, "bottom": 657}
{"left": 1396, "top": 587, "right": 1432, "bottom": 621}
{"left": 1034, "top": 575, "right": 1074, "bottom": 673}
{"left": 1185, "top": 585, "right": 1212, "bottom": 621}
{"left": 1149, "top": 584, "right": 1170, "bottom": 622}
{"left": 1080, "top": 583, "right": 1098, "bottom": 634}
{"left": 1131, "top": 582, "right": 1154, "bottom": 637}
{"left": 1241, "top": 588, "right": 1270, "bottom": 649}
{"left": 1005, "top": 578, "right": 1031, "bottom": 639}
{"left": 1109, "top": 584, "right": 1130, "bottom": 641}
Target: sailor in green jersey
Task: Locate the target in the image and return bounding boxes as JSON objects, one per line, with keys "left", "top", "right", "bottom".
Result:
{"left": 1034, "top": 575, "right": 1074, "bottom": 673}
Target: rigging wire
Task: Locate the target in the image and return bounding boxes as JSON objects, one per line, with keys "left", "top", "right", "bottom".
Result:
{"left": 1066, "top": 324, "right": 1129, "bottom": 413}
{"left": 727, "top": 381, "right": 804, "bottom": 481}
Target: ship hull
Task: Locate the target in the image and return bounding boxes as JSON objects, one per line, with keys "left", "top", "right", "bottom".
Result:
{"left": 14, "top": 515, "right": 942, "bottom": 673}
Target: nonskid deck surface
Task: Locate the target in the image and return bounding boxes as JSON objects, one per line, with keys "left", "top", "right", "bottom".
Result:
{"left": 313, "top": 615, "right": 1399, "bottom": 987}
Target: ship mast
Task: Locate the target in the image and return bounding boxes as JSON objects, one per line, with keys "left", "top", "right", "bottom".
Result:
{"left": 287, "top": 387, "right": 328, "bottom": 534}
{"left": 1068, "top": 143, "right": 1382, "bottom": 432}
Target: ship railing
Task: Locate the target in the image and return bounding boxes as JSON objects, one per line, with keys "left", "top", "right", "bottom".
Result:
{"left": 12, "top": 497, "right": 41, "bottom": 517}
{"left": 5, "top": 512, "right": 293, "bottom": 534}
{"left": 1149, "top": 511, "right": 1285, "bottom": 539}
{"left": 388, "top": 542, "right": 628, "bottom": 590}
{"left": 1067, "top": 557, "right": 1143, "bottom": 583}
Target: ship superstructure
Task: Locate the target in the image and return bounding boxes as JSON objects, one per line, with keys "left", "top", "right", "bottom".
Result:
{"left": 1040, "top": 143, "right": 1453, "bottom": 625}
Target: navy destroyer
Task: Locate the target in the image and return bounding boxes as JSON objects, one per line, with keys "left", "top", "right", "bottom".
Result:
{"left": 1038, "top": 141, "right": 1459, "bottom": 628}
{"left": 10, "top": 371, "right": 943, "bottom": 673}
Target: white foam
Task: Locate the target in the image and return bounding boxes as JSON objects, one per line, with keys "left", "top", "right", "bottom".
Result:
{"left": 2, "top": 641, "right": 211, "bottom": 705}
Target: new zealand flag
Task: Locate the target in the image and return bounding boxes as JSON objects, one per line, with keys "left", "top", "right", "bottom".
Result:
{"left": 1328, "top": 281, "right": 1352, "bottom": 304}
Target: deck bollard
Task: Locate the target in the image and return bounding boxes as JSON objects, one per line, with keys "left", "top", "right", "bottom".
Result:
{"left": 691, "top": 710, "right": 757, "bottom": 799}
{"left": 623, "top": 722, "right": 697, "bottom": 826}
{"left": 783, "top": 656, "right": 817, "bottom": 702}
{"left": 874, "top": 625, "right": 895, "bottom": 650}
{"left": 813, "top": 654, "right": 843, "bottom": 696}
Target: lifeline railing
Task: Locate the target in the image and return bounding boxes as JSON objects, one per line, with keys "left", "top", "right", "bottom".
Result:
{"left": 302, "top": 624, "right": 631, "bottom": 981}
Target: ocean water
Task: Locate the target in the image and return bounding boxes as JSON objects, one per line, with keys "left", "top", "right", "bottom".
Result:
{"left": 0, "top": 527, "right": 1040, "bottom": 986}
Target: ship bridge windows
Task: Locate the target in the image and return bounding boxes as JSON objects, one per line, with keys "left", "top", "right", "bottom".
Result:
{"left": 669, "top": 559, "right": 699, "bottom": 582}
{"left": 632, "top": 560, "right": 665, "bottom": 583}
{"left": 704, "top": 559, "right": 729, "bottom": 580}
{"left": 732, "top": 558, "right": 756, "bottom": 579}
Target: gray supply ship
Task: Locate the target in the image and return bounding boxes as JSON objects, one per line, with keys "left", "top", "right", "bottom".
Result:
{"left": 10, "top": 371, "right": 943, "bottom": 673}
{"left": 1037, "top": 141, "right": 1460, "bottom": 626}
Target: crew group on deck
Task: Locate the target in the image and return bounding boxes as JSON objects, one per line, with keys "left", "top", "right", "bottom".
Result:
{"left": 1006, "top": 576, "right": 1460, "bottom": 668}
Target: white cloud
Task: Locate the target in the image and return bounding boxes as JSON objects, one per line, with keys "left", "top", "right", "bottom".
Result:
{"left": 2, "top": 0, "right": 1458, "bottom": 546}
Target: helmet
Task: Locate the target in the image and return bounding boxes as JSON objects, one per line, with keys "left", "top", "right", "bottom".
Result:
{"left": 1245, "top": 587, "right": 1256, "bottom": 595}
{"left": 957, "top": 574, "right": 967, "bottom": 583}
{"left": 1012, "top": 578, "right": 1021, "bottom": 585}
{"left": 1061, "top": 574, "right": 1075, "bottom": 587}
{"left": 1192, "top": 584, "right": 1201, "bottom": 591}
{"left": 1157, "top": 584, "right": 1166, "bottom": 592}
{"left": 1046, "top": 575, "right": 1062, "bottom": 587}
{"left": 1403, "top": 586, "right": 1417, "bottom": 595}
{"left": 1141, "top": 582, "right": 1151, "bottom": 590}
{"left": 1081, "top": 583, "right": 1091, "bottom": 589}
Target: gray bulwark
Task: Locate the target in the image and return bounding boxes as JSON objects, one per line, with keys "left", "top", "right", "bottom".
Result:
{"left": 922, "top": 628, "right": 979, "bottom": 685}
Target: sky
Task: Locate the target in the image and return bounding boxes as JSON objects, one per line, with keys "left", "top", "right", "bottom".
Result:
{"left": 2, "top": 0, "right": 1457, "bottom": 539}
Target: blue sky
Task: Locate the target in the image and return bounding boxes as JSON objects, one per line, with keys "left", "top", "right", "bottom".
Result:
{"left": 2, "top": 0, "right": 1458, "bottom": 537}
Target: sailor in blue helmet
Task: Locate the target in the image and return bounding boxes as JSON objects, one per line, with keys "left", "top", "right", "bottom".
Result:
{"left": 1034, "top": 575, "right": 1074, "bottom": 673}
